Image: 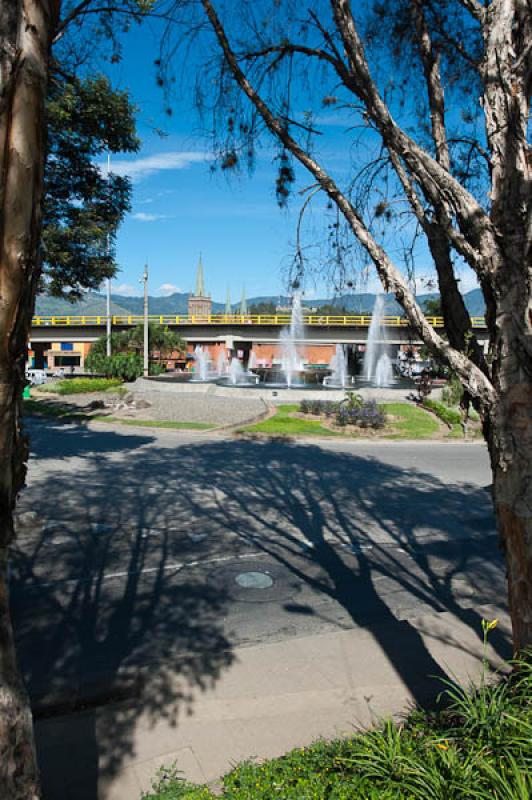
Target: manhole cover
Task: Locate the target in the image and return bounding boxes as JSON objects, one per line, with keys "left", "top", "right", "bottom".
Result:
{"left": 235, "top": 571, "right": 274, "bottom": 589}
{"left": 207, "top": 559, "right": 300, "bottom": 603}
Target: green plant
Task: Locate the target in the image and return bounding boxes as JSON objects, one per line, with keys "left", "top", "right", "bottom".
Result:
{"left": 423, "top": 398, "right": 462, "bottom": 427}
{"left": 52, "top": 377, "right": 123, "bottom": 394}
{"left": 441, "top": 376, "right": 464, "bottom": 407}
{"left": 142, "top": 765, "right": 215, "bottom": 799}
{"left": 343, "top": 392, "right": 364, "bottom": 410}
{"left": 86, "top": 350, "right": 143, "bottom": 380}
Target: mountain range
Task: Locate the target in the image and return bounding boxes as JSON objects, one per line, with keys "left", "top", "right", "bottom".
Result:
{"left": 34, "top": 288, "right": 486, "bottom": 317}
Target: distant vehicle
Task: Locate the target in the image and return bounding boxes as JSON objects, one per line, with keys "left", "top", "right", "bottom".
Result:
{"left": 25, "top": 369, "right": 48, "bottom": 386}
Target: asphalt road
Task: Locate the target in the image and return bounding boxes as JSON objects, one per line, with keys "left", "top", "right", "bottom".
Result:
{"left": 11, "top": 419, "right": 508, "bottom": 716}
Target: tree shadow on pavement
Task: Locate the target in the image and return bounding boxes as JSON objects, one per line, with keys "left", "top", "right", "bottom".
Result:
{"left": 11, "top": 426, "right": 511, "bottom": 798}
{"left": 12, "top": 422, "right": 234, "bottom": 799}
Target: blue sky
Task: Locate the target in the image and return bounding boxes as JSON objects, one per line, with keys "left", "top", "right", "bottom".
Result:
{"left": 99, "top": 11, "right": 479, "bottom": 303}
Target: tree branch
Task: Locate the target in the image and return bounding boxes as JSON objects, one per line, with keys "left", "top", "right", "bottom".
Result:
{"left": 242, "top": 43, "right": 343, "bottom": 73}
{"left": 456, "top": 0, "right": 486, "bottom": 24}
{"left": 200, "top": 0, "right": 496, "bottom": 410}
{"left": 329, "top": 0, "right": 500, "bottom": 280}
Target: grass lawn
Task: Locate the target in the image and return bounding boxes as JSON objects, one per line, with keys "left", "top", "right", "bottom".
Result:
{"left": 36, "top": 377, "right": 124, "bottom": 395}
{"left": 381, "top": 402, "right": 441, "bottom": 439}
{"left": 143, "top": 641, "right": 532, "bottom": 800}
{"left": 92, "top": 416, "right": 214, "bottom": 430}
{"left": 238, "top": 404, "right": 339, "bottom": 437}
{"left": 241, "top": 402, "right": 441, "bottom": 440}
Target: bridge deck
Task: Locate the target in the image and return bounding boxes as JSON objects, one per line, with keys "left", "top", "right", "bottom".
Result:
{"left": 32, "top": 313, "right": 486, "bottom": 329}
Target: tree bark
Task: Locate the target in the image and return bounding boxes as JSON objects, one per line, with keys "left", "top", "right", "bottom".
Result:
{"left": 0, "top": 2, "right": 59, "bottom": 797}
{"left": 490, "top": 382, "right": 532, "bottom": 651}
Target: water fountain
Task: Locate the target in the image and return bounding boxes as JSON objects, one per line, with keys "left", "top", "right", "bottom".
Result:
{"left": 190, "top": 345, "right": 218, "bottom": 382}
{"left": 253, "top": 294, "right": 330, "bottom": 388}
{"left": 374, "top": 352, "right": 394, "bottom": 387}
{"left": 323, "top": 343, "right": 352, "bottom": 388}
{"left": 217, "top": 350, "right": 228, "bottom": 376}
{"left": 280, "top": 294, "right": 305, "bottom": 387}
{"left": 362, "top": 295, "right": 394, "bottom": 388}
{"left": 218, "top": 357, "right": 260, "bottom": 386}
{"left": 229, "top": 358, "right": 244, "bottom": 384}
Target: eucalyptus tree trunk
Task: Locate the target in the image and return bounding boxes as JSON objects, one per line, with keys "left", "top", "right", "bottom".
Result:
{"left": 0, "top": 2, "right": 59, "bottom": 797}
{"left": 488, "top": 265, "right": 532, "bottom": 650}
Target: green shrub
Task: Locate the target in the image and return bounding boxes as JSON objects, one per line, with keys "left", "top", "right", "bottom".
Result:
{"left": 423, "top": 398, "right": 462, "bottom": 427}
{"left": 57, "top": 377, "right": 123, "bottom": 394}
{"left": 441, "top": 376, "right": 464, "bottom": 407}
{"left": 86, "top": 350, "right": 143, "bottom": 380}
{"left": 149, "top": 363, "right": 167, "bottom": 376}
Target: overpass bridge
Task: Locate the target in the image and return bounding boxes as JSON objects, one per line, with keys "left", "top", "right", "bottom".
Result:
{"left": 29, "top": 313, "right": 488, "bottom": 371}
{"left": 31, "top": 312, "right": 488, "bottom": 345}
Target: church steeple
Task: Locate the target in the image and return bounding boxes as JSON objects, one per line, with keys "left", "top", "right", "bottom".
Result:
{"left": 240, "top": 285, "right": 248, "bottom": 316}
{"left": 188, "top": 254, "right": 212, "bottom": 319}
{"left": 195, "top": 253, "right": 205, "bottom": 297}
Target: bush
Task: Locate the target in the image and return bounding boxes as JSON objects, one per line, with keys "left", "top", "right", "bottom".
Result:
{"left": 442, "top": 375, "right": 464, "bottom": 407}
{"left": 49, "top": 378, "right": 123, "bottom": 395}
{"left": 86, "top": 350, "right": 143, "bottom": 381}
{"left": 299, "top": 397, "right": 385, "bottom": 429}
{"left": 335, "top": 399, "right": 385, "bottom": 429}
{"left": 423, "top": 398, "right": 462, "bottom": 427}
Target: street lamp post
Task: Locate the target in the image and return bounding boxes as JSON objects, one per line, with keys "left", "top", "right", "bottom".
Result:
{"left": 141, "top": 263, "right": 149, "bottom": 377}
{"left": 106, "top": 154, "right": 112, "bottom": 357}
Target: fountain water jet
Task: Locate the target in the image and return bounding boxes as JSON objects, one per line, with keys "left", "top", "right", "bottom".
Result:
{"left": 324, "top": 344, "right": 350, "bottom": 388}
{"left": 363, "top": 296, "right": 393, "bottom": 387}
{"left": 192, "top": 345, "right": 212, "bottom": 381}
{"left": 229, "top": 358, "right": 245, "bottom": 385}
{"left": 217, "top": 350, "right": 228, "bottom": 376}
{"left": 375, "top": 353, "right": 393, "bottom": 387}
{"left": 280, "top": 294, "right": 305, "bottom": 387}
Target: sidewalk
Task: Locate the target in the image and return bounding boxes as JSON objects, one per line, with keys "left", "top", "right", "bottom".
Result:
{"left": 34, "top": 603, "right": 511, "bottom": 800}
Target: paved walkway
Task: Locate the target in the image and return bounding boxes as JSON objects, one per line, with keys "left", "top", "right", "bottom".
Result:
{"left": 12, "top": 424, "right": 510, "bottom": 799}
{"left": 35, "top": 605, "right": 510, "bottom": 799}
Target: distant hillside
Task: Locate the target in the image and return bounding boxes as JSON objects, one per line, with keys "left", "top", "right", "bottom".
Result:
{"left": 35, "top": 292, "right": 132, "bottom": 316}
{"left": 34, "top": 288, "right": 485, "bottom": 317}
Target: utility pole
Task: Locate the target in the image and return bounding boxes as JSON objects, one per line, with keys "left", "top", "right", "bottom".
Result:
{"left": 142, "top": 263, "right": 149, "bottom": 377}
{"left": 106, "top": 153, "right": 112, "bottom": 357}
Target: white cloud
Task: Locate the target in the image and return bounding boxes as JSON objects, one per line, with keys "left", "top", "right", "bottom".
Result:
{"left": 156, "top": 283, "right": 182, "bottom": 296}
{"left": 105, "top": 151, "right": 210, "bottom": 181}
{"left": 113, "top": 283, "right": 142, "bottom": 297}
{"left": 131, "top": 212, "right": 172, "bottom": 222}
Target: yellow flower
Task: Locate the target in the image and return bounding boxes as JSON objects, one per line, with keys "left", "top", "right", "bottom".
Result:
{"left": 436, "top": 743, "right": 448, "bottom": 750}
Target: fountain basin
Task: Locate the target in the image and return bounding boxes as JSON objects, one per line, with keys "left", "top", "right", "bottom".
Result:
{"left": 254, "top": 366, "right": 331, "bottom": 388}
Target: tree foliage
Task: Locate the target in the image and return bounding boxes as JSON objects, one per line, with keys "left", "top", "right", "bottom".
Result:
{"left": 86, "top": 323, "right": 185, "bottom": 378}
{"left": 43, "top": 73, "right": 139, "bottom": 299}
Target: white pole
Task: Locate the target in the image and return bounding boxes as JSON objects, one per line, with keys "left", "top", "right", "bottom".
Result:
{"left": 143, "top": 263, "right": 149, "bottom": 377}
{"left": 106, "top": 153, "right": 112, "bottom": 357}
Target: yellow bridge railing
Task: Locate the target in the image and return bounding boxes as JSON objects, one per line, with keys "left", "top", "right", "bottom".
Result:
{"left": 31, "top": 313, "right": 487, "bottom": 328}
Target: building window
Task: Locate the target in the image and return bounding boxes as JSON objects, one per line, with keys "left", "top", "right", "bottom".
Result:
{"left": 55, "top": 355, "right": 80, "bottom": 366}
{"left": 61, "top": 342, "right": 74, "bottom": 351}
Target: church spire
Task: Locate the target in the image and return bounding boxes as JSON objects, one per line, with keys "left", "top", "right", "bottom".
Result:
{"left": 240, "top": 285, "right": 248, "bottom": 316}
{"left": 195, "top": 253, "right": 205, "bottom": 297}
{"left": 225, "top": 287, "right": 232, "bottom": 315}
